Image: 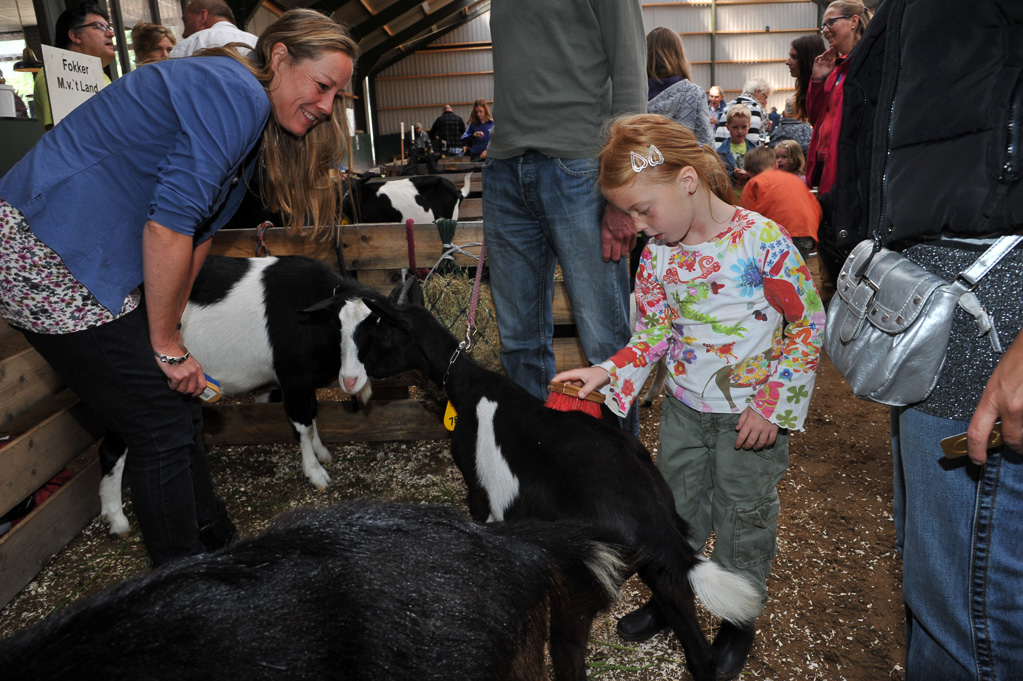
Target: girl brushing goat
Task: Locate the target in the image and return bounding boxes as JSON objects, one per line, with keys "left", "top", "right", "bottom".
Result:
{"left": 555, "top": 114, "right": 824, "bottom": 680}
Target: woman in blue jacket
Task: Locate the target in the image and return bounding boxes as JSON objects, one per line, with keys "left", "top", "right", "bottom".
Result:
{"left": 0, "top": 9, "right": 357, "bottom": 567}
{"left": 462, "top": 98, "right": 494, "bottom": 161}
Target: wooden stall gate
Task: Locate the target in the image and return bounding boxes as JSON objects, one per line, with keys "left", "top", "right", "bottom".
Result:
{"left": 0, "top": 319, "right": 106, "bottom": 608}
{"left": 0, "top": 217, "right": 588, "bottom": 608}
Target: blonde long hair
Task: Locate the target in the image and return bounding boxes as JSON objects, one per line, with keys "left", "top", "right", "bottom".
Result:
{"left": 131, "top": 22, "right": 176, "bottom": 64}
{"left": 774, "top": 139, "right": 806, "bottom": 175}
{"left": 646, "top": 27, "right": 692, "bottom": 82}
{"left": 600, "top": 114, "right": 735, "bottom": 207}
{"left": 201, "top": 9, "right": 358, "bottom": 240}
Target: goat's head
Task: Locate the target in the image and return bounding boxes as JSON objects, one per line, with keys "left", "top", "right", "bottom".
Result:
{"left": 304, "top": 277, "right": 426, "bottom": 398}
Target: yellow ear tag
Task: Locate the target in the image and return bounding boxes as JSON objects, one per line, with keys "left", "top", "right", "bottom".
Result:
{"left": 443, "top": 400, "right": 458, "bottom": 431}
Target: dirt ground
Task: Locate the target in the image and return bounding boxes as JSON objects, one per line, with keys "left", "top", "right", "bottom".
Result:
{"left": 0, "top": 356, "right": 904, "bottom": 680}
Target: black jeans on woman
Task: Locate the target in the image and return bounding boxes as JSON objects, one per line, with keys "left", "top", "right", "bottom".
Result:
{"left": 21, "top": 301, "right": 235, "bottom": 567}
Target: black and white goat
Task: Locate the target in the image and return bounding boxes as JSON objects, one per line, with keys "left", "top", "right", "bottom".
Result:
{"left": 326, "top": 292, "right": 762, "bottom": 681}
{"left": 0, "top": 500, "right": 624, "bottom": 681}
{"left": 347, "top": 172, "right": 472, "bottom": 224}
{"left": 100, "top": 255, "right": 382, "bottom": 536}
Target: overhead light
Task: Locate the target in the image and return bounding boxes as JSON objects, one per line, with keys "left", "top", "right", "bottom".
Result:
{"left": 12, "top": 0, "right": 43, "bottom": 72}
{"left": 14, "top": 47, "right": 43, "bottom": 73}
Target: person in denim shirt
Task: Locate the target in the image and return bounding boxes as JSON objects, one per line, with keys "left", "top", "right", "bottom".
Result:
{"left": 0, "top": 10, "right": 357, "bottom": 567}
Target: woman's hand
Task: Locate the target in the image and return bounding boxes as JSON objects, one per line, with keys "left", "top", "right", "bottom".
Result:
{"left": 153, "top": 343, "right": 207, "bottom": 397}
{"left": 552, "top": 366, "right": 611, "bottom": 401}
{"left": 811, "top": 46, "right": 838, "bottom": 82}
{"left": 474, "top": 130, "right": 484, "bottom": 138}
{"left": 143, "top": 219, "right": 210, "bottom": 398}
{"left": 968, "top": 334, "right": 1023, "bottom": 464}
{"left": 735, "top": 407, "right": 779, "bottom": 451}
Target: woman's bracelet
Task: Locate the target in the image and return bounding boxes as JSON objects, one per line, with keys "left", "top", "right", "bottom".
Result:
{"left": 154, "top": 349, "right": 190, "bottom": 365}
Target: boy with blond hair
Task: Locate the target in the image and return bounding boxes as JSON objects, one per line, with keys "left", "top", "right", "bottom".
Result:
{"left": 715, "top": 104, "right": 754, "bottom": 197}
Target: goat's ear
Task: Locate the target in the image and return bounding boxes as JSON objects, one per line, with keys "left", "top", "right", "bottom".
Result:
{"left": 363, "top": 297, "right": 411, "bottom": 331}
{"left": 300, "top": 297, "right": 339, "bottom": 319}
{"left": 389, "top": 276, "right": 425, "bottom": 308}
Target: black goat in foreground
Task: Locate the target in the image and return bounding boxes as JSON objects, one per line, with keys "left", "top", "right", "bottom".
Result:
{"left": 0, "top": 500, "right": 624, "bottom": 681}
{"left": 327, "top": 291, "right": 762, "bottom": 681}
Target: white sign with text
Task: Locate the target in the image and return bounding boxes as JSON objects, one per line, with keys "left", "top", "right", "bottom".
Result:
{"left": 41, "top": 45, "right": 105, "bottom": 126}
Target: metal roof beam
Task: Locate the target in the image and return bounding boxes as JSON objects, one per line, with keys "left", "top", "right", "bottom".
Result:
{"left": 346, "top": 0, "right": 424, "bottom": 41}
{"left": 370, "top": 2, "right": 488, "bottom": 75}
{"left": 359, "top": 0, "right": 476, "bottom": 76}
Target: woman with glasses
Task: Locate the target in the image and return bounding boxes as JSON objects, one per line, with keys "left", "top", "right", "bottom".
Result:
{"left": 0, "top": 9, "right": 357, "bottom": 567}
{"left": 804, "top": 0, "right": 871, "bottom": 302}
{"left": 34, "top": 3, "right": 116, "bottom": 130}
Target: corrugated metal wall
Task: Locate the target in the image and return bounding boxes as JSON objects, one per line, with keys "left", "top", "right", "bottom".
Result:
{"left": 372, "top": 1, "right": 822, "bottom": 137}
{"left": 374, "top": 13, "right": 493, "bottom": 137}
{"left": 246, "top": 6, "right": 280, "bottom": 43}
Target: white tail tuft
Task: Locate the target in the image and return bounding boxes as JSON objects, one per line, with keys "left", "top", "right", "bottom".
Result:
{"left": 583, "top": 543, "right": 627, "bottom": 602}
{"left": 460, "top": 171, "right": 473, "bottom": 199}
{"left": 688, "top": 558, "right": 762, "bottom": 625}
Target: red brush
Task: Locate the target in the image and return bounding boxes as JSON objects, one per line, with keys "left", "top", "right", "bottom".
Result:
{"left": 545, "top": 380, "right": 605, "bottom": 419}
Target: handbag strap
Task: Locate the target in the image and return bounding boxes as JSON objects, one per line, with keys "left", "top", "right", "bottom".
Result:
{"left": 957, "top": 235, "right": 1023, "bottom": 287}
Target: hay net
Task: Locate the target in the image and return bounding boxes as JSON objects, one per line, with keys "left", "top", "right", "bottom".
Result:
{"left": 419, "top": 218, "right": 502, "bottom": 376}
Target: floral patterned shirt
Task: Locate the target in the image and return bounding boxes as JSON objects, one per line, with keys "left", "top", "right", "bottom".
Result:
{"left": 0, "top": 199, "right": 139, "bottom": 334}
{"left": 600, "top": 208, "right": 824, "bottom": 431}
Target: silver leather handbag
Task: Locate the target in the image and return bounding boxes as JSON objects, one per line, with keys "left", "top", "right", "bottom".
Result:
{"left": 824, "top": 236, "right": 1021, "bottom": 406}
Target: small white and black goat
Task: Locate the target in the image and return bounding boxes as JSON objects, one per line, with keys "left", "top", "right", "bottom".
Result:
{"left": 100, "top": 255, "right": 383, "bottom": 536}
{"left": 326, "top": 290, "right": 762, "bottom": 681}
{"left": 0, "top": 500, "right": 624, "bottom": 681}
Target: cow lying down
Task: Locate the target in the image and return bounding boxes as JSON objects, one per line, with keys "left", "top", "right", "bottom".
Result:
{"left": 0, "top": 500, "right": 624, "bottom": 681}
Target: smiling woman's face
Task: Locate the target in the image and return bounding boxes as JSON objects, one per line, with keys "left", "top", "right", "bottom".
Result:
{"left": 821, "top": 8, "right": 859, "bottom": 56}
{"left": 268, "top": 45, "right": 354, "bottom": 137}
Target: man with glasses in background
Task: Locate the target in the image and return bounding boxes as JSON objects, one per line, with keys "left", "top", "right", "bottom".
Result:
{"left": 34, "top": 3, "right": 116, "bottom": 130}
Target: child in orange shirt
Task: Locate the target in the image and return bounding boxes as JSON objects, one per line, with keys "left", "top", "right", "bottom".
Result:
{"left": 740, "top": 146, "right": 821, "bottom": 260}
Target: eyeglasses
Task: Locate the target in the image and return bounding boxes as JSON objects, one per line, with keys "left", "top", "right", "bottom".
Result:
{"left": 819, "top": 15, "right": 852, "bottom": 33}
{"left": 74, "top": 21, "right": 116, "bottom": 35}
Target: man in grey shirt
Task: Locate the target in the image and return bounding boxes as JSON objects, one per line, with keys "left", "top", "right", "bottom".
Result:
{"left": 483, "top": 0, "right": 645, "bottom": 433}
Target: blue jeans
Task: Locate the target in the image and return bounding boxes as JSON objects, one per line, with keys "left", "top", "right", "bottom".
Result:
{"left": 893, "top": 407, "right": 1023, "bottom": 680}
{"left": 482, "top": 153, "right": 636, "bottom": 432}
{"left": 21, "top": 303, "right": 233, "bottom": 567}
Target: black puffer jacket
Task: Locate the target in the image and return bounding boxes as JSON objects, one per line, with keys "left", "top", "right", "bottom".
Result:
{"left": 830, "top": 0, "right": 1023, "bottom": 258}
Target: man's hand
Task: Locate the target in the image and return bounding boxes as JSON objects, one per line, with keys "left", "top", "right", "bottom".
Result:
{"left": 601, "top": 203, "right": 637, "bottom": 263}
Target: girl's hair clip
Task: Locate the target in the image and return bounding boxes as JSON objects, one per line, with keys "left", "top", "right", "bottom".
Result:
{"left": 631, "top": 145, "right": 665, "bottom": 173}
